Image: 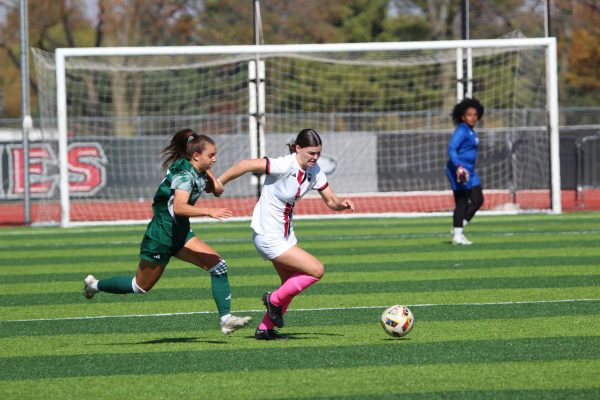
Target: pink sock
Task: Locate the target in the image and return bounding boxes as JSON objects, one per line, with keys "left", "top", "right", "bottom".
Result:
{"left": 270, "top": 273, "right": 320, "bottom": 306}
{"left": 257, "top": 297, "right": 293, "bottom": 330}
{"left": 258, "top": 314, "right": 274, "bottom": 330}
{"left": 257, "top": 274, "right": 320, "bottom": 330}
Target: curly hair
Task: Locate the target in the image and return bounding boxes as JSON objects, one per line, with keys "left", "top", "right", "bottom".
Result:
{"left": 451, "top": 98, "right": 484, "bottom": 126}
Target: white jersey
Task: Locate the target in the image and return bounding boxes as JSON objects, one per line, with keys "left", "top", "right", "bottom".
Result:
{"left": 251, "top": 154, "right": 328, "bottom": 237}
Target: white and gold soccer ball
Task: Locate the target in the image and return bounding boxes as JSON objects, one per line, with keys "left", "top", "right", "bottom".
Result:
{"left": 380, "top": 305, "right": 414, "bottom": 337}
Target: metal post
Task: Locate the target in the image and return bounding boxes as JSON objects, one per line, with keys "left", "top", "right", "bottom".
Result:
{"left": 461, "top": 0, "right": 473, "bottom": 98}
{"left": 456, "top": 48, "right": 464, "bottom": 101}
{"left": 575, "top": 140, "right": 583, "bottom": 208}
{"left": 56, "top": 50, "right": 70, "bottom": 227}
{"left": 461, "top": 0, "right": 469, "bottom": 41}
{"left": 544, "top": 0, "right": 551, "bottom": 37}
{"left": 252, "top": 0, "right": 264, "bottom": 198}
{"left": 546, "top": 38, "right": 562, "bottom": 213}
{"left": 20, "top": 0, "right": 31, "bottom": 224}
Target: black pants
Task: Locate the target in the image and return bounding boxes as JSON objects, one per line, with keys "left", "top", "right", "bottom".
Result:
{"left": 453, "top": 185, "right": 484, "bottom": 228}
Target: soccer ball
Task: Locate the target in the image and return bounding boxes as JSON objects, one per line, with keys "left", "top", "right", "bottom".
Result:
{"left": 380, "top": 305, "right": 414, "bottom": 337}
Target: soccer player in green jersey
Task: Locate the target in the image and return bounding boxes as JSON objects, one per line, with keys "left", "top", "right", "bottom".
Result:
{"left": 83, "top": 129, "right": 251, "bottom": 335}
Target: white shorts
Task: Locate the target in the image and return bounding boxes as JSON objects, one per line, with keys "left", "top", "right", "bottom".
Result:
{"left": 253, "top": 231, "right": 298, "bottom": 260}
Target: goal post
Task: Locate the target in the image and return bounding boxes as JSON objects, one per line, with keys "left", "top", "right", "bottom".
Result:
{"left": 31, "top": 38, "right": 560, "bottom": 226}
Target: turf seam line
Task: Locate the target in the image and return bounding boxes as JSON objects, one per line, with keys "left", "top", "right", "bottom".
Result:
{"left": 2, "top": 298, "right": 599, "bottom": 323}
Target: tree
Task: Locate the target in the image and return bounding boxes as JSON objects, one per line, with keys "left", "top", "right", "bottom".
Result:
{"left": 91, "top": 0, "right": 202, "bottom": 135}
{"left": 469, "top": 0, "right": 547, "bottom": 39}
{"left": 0, "top": 0, "right": 93, "bottom": 117}
{"left": 0, "top": 0, "right": 201, "bottom": 120}
{"left": 1, "top": 0, "right": 600, "bottom": 120}
{"left": 197, "top": 0, "right": 358, "bottom": 44}
{"left": 559, "top": 0, "right": 600, "bottom": 106}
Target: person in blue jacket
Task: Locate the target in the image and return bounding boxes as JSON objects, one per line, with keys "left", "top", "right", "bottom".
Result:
{"left": 446, "top": 98, "right": 485, "bottom": 245}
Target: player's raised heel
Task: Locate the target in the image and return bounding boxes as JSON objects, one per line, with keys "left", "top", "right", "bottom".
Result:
{"left": 220, "top": 315, "right": 252, "bottom": 335}
{"left": 255, "top": 328, "right": 288, "bottom": 341}
{"left": 83, "top": 274, "right": 99, "bottom": 299}
{"left": 262, "top": 291, "right": 284, "bottom": 328}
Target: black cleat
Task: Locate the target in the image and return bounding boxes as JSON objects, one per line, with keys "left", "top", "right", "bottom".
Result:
{"left": 262, "top": 291, "right": 284, "bottom": 327}
{"left": 255, "top": 329, "right": 288, "bottom": 341}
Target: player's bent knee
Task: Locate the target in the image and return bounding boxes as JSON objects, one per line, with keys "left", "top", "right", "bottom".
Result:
{"left": 310, "top": 264, "right": 325, "bottom": 279}
{"left": 208, "top": 259, "right": 228, "bottom": 276}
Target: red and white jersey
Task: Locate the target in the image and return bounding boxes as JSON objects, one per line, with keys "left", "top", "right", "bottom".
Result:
{"left": 251, "top": 154, "right": 328, "bottom": 237}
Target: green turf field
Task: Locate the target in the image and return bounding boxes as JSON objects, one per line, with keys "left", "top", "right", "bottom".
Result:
{"left": 1, "top": 213, "right": 599, "bottom": 399}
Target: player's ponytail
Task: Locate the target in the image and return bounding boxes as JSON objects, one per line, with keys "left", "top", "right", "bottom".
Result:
{"left": 285, "top": 136, "right": 296, "bottom": 154}
{"left": 286, "top": 128, "right": 322, "bottom": 154}
{"left": 161, "top": 128, "right": 215, "bottom": 171}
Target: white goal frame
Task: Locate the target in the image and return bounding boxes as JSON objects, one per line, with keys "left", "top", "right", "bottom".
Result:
{"left": 54, "top": 38, "right": 561, "bottom": 227}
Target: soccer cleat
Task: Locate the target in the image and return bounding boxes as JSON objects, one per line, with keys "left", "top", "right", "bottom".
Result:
{"left": 83, "top": 274, "right": 99, "bottom": 299}
{"left": 452, "top": 234, "right": 472, "bottom": 246}
{"left": 220, "top": 315, "right": 252, "bottom": 335}
{"left": 262, "top": 291, "right": 284, "bottom": 328}
{"left": 255, "top": 328, "right": 288, "bottom": 341}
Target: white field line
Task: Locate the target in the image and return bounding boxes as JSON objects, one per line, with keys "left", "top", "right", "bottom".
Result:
{"left": 2, "top": 298, "right": 598, "bottom": 324}
{"left": 1, "top": 228, "right": 599, "bottom": 250}
{"left": 0, "top": 209, "right": 556, "bottom": 231}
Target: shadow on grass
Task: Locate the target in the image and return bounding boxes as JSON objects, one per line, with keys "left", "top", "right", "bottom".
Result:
{"left": 288, "top": 332, "right": 344, "bottom": 338}
{"left": 107, "top": 336, "right": 229, "bottom": 345}
{"left": 381, "top": 337, "right": 412, "bottom": 341}
{"left": 246, "top": 331, "right": 345, "bottom": 340}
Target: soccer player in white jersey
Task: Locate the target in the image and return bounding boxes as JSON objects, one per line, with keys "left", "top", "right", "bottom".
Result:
{"left": 219, "top": 128, "right": 355, "bottom": 340}
{"left": 82, "top": 129, "right": 251, "bottom": 335}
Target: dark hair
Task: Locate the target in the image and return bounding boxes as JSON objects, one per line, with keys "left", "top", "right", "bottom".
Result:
{"left": 451, "top": 98, "right": 484, "bottom": 126}
{"left": 286, "top": 128, "right": 323, "bottom": 154}
{"left": 160, "top": 128, "right": 215, "bottom": 171}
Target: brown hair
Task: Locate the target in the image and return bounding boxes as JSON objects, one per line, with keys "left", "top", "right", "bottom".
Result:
{"left": 160, "top": 128, "right": 215, "bottom": 171}
{"left": 286, "top": 128, "right": 323, "bottom": 154}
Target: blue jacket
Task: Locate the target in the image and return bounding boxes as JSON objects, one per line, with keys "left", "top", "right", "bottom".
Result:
{"left": 446, "top": 122, "right": 481, "bottom": 190}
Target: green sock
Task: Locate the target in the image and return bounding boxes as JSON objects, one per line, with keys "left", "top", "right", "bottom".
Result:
{"left": 210, "top": 273, "right": 231, "bottom": 317}
{"left": 97, "top": 276, "right": 134, "bottom": 294}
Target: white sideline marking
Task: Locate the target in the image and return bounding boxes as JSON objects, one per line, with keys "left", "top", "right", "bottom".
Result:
{"left": 1, "top": 228, "right": 599, "bottom": 249}
{"left": 2, "top": 298, "right": 598, "bottom": 324}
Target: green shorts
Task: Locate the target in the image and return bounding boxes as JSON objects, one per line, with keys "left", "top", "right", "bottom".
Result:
{"left": 139, "top": 227, "right": 195, "bottom": 266}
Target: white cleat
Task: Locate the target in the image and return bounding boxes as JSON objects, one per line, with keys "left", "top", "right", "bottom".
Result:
{"left": 83, "top": 274, "right": 99, "bottom": 299}
{"left": 220, "top": 315, "right": 252, "bottom": 335}
{"left": 452, "top": 234, "right": 472, "bottom": 246}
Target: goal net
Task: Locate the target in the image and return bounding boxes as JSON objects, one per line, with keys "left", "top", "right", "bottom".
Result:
{"left": 30, "top": 39, "right": 559, "bottom": 226}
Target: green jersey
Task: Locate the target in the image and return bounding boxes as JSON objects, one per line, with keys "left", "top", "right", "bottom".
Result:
{"left": 142, "top": 158, "right": 207, "bottom": 258}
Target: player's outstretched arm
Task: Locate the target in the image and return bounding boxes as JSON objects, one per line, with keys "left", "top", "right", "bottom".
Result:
{"left": 172, "top": 189, "right": 232, "bottom": 220}
{"left": 205, "top": 169, "right": 224, "bottom": 197}
{"left": 219, "top": 159, "right": 267, "bottom": 185}
{"left": 318, "top": 186, "right": 355, "bottom": 212}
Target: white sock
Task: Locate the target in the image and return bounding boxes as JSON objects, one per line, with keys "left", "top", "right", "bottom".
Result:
{"left": 91, "top": 280, "right": 99, "bottom": 291}
{"left": 131, "top": 277, "right": 147, "bottom": 294}
{"left": 454, "top": 227, "right": 463, "bottom": 238}
{"left": 463, "top": 220, "right": 468, "bottom": 227}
